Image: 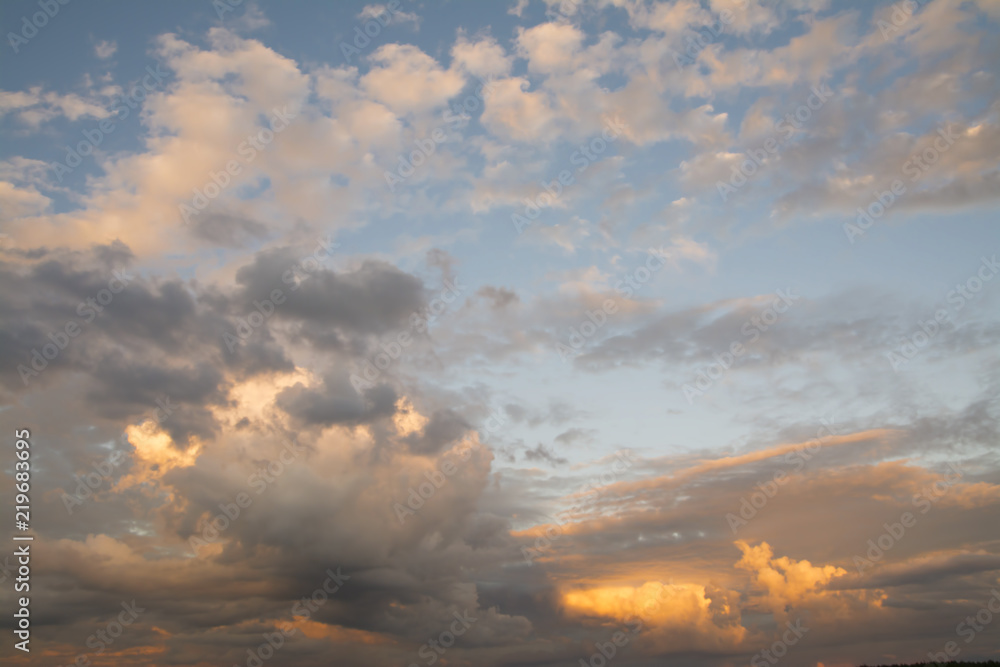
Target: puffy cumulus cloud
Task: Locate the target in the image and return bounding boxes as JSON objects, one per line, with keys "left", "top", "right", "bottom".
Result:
{"left": 3, "top": 29, "right": 314, "bottom": 257}
{"left": 734, "top": 540, "right": 896, "bottom": 645}
{"left": 516, "top": 22, "right": 587, "bottom": 75}
{"left": 0, "top": 156, "right": 55, "bottom": 188}
{"left": 231, "top": 247, "right": 426, "bottom": 337}
{"left": 479, "top": 76, "right": 562, "bottom": 143}
{"left": 609, "top": 0, "right": 714, "bottom": 37}
{"left": 708, "top": 0, "right": 779, "bottom": 35}
{"left": 562, "top": 580, "right": 746, "bottom": 652}
{"left": 451, "top": 34, "right": 513, "bottom": 79}
{"left": 6, "top": 27, "right": 430, "bottom": 259}
{"left": 149, "top": 377, "right": 491, "bottom": 563}
{"left": 736, "top": 541, "right": 851, "bottom": 617}
{"left": 605, "top": 76, "right": 730, "bottom": 147}
{"left": 481, "top": 25, "right": 628, "bottom": 145}
{"left": 1, "top": 0, "right": 993, "bottom": 266}
{"left": 361, "top": 44, "right": 466, "bottom": 116}
{"left": 554, "top": 539, "right": 889, "bottom": 658}
{"left": 312, "top": 64, "right": 405, "bottom": 157}
{"left": 17, "top": 354, "right": 524, "bottom": 663}
{"left": 665, "top": 1, "right": 1000, "bottom": 226}
{"left": 686, "top": 13, "right": 857, "bottom": 93}
{"left": 0, "top": 180, "right": 50, "bottom": 221}
{"left": 115, "top": 419, "right": 203, "bottom": 491}
{"left": 156, "top": 28, "right": 310, "bottom": 112}
{"left": 0, "top": 236, "right": 438, "bottom": 437}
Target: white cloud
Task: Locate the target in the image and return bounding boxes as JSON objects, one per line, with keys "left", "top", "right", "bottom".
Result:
{"left": 509, "top": 0, "right": 530, "bottom": 17}
{"left": 451, "top": 35, "right": 513, "bottom": 79}
{"left": 516, "top": 22, "right": 586, "bottom": 74}
{"left": 358, "top": 3, "right": 420, "bottom": 29}
{"left": 95, "top": 40, "right": 118, "bottom": 59}
{"left": 361, "top": 44, "right": 465, "bottom": 115}
{"left": 0, "top": 181, "right": 51, "bottom": 222}
{"left": 0, "top": 87, "right": 111, "bottom": 127}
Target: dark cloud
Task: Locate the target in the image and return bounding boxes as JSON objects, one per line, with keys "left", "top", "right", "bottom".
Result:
{"left": 477, "top": 285, "right": 519, "bottom": 309}
{"left": 233, "top": 249, "right": 425, "bottom": 335}
{"left": 403, "top": 408, "right": 470, "bottom": 455}
{"left": 277, "top": 376, "right": 398, "bottom": 427}
{"left": 189, "top": 212, "right": 270, "bottom": 248}
{"left": 555, "top": 427, "right": 597, "bottom": 446}
{"left": 524, "top": 442, "right": 569, "bottom": 466}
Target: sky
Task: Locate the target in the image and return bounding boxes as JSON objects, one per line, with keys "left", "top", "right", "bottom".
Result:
{"left": 0, "top": 0, "right": 999, "bottom": 665}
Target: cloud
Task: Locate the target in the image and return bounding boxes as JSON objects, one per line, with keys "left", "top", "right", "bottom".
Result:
{"left": 451, "top": 34, "right": 513, "bottom": 79}
{"left": 359, "top": 3, "right": 420, "bottom": 29}
{"left": 0, "top": 180, "right": 50, "bottom": 221}
{"left": 95, "top": 39, "right": 118, "bottom": 59}
{"left": 508, "top": 0, "right": 529, "bottom": 18}
{"left": 479, "top": 76, "right": 560, "bottom": 143}
{"left": 524, "top": 442, "right": 569, "bottom": 465}
{"left": 2, "top": 5, "right": 1000, "bottom": 665}
{"left": 562, "top": 580, "right": 747, "bottom": 651}
{"left": 362, "top": 44, "right": 465, "bottom": 116}
{"left": 0, "top": 87, "right": 112, "bottom": 127}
